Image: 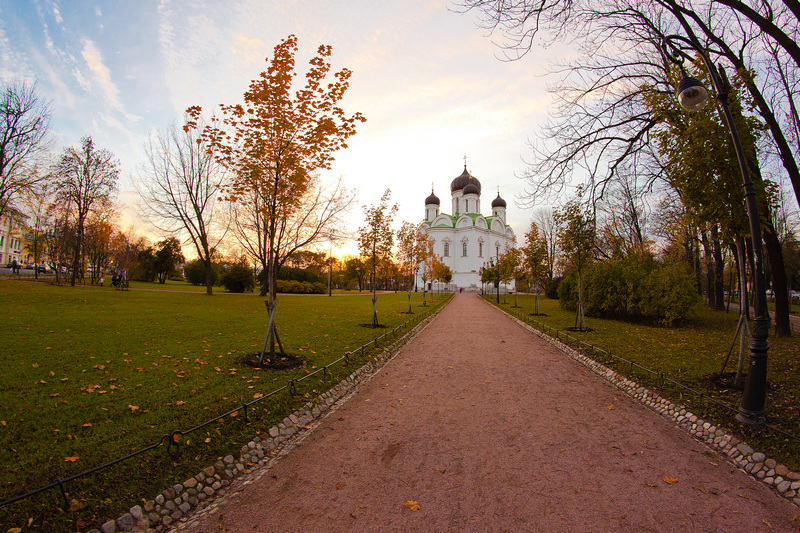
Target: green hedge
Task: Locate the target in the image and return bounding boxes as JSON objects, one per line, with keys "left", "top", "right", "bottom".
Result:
{"left": 276, "top": 279, "right": 327, "bottom": 294}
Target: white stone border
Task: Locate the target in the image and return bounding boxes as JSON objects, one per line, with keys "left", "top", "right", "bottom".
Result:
{"left": 508, "top": 311, "right": 800, "bottom": 509}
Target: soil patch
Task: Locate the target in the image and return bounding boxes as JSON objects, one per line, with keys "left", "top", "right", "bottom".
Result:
{"left": 237, "top": 352, "right": 305, "bottom": 370}
{"left": 565, "top": 326, "right": 595, "bottom": 333}
{"left": 359, "top": 323, "right": 388, "bottom": 329}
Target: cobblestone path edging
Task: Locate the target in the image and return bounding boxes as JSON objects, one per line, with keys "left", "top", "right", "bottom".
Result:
{"left": 502, "top": 304, "right": 800, "bottom": 510}
{"left": 79, "top": 304, "right": 447, "bottom": 533}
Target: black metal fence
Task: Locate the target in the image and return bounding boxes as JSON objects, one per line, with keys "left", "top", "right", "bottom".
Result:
{"left": 0, "top": 303, "right": 444, "bottom": 511}
{"left": 503, "top": 306, "right": 800, "bottom": 446}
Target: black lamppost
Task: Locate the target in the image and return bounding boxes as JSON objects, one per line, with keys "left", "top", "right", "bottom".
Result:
{"left": 662, "top": 35, "right": 769, "bottom": 425}
{"left": 414, "top": 265, "right": 419, "bottom": 292}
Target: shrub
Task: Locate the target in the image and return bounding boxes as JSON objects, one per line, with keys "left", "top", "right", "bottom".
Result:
{"left": 545, "top": 276, "right": 561, "bottom": 299}
{"left": 221, "top": 262, "right": 256, "bottom": 293}
{"left": 183, "top": 259, "right": 220, "bottom": 286}
{"left": 559, "top": 254, "right": 698, "bottom": 326}
{"left": 557, "top": 272, "right": 579, "bottom": 311}
{"left": 275, "top": 279, "right": 327, "bottom": 294}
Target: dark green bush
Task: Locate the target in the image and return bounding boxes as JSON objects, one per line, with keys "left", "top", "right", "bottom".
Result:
{"left": 221, "top": 262, "right": 256, "bottom": 293}
{"left": 545, "top": 276, "right": 561, "bottom": 299}
{"left": 183, "top": 259, "right": 220, "bottom": 286}
{"left": 559, "top": 254, "right": 698, "bottom": 326}
{"left": 557, "top": 272, "right": 579, "bottom": 311}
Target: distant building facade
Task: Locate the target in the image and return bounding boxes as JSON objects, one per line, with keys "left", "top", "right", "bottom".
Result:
{"left": 0, "top": 208, "right": 26, "bottom": 266}
{"left": 416, "top": 164, "right": 515, "bottom": 292}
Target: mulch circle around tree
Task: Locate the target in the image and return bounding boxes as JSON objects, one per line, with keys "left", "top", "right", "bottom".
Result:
{"left": 359, "top": 323, "right": 389, "bottom": 329}
{"left": 700, "top": 372, "right": 748, "bottom": 392}
{"left": 565, "top": 326, "right": 595, "bottom": 333}
{"left": 237, "top": 352, "right": 305, "bottom": 370}
{"left": 528, "top": 313, "right": 548, "bottom": 317}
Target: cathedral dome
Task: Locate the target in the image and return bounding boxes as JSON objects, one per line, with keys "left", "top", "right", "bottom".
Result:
{"left": 451, "top": 166, "right": 482, "bottom": 193}
{"left": 425, "top": 190, "right": 440, "bottom": 205}
{"left": 491, "top": 192, "right": 507, "bottom": 208}
{"left": 462, "top": 182, "right": 479, "bottom": 195}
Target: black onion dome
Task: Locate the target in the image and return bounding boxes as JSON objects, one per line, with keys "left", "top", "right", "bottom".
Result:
{"left": 491, "top": 192, "right": 507, "bottom": 208}
{"left": 462, "top": 182, "right": 479, "bottom": 195}
{"left": 425, "top": 190, "right": 440, "bottom": 205}
{"left": 450, "top": 166, "right": 482, "bottom": 193}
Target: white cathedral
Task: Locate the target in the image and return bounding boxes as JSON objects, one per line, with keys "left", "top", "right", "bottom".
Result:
{"left": 416, "top": 164, "right": 516, "bottom": 292}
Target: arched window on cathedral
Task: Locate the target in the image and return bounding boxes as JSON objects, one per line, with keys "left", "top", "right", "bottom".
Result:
{"left": 443, "top": 242, "right": 450, "bottom": 257}
{"left": 479, "top": 242, "right": 483, "bottom": 257}
{"left": 462, "top": 242, "right": 468, "bottom": 257}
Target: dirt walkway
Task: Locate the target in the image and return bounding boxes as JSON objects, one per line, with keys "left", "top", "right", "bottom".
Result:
{"left": 179, "top": 292, "right": 798, "bottom": 532}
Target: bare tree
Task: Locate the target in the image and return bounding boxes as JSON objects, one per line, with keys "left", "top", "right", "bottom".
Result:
{"left": 54, "top": 136, "right": 119, "bottom": 287}
{"left": 533, "top": 207, "right": 559, "bottom": 280}
{"left": 0, "top": 80, "right": 53, "bottom": 219}
{"left": 136, "top": 119, "right": 228, "bottom": 295}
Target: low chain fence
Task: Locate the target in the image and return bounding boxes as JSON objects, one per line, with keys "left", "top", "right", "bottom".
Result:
{"left": 0, "top": 301, "right": 447, "bottom": 515}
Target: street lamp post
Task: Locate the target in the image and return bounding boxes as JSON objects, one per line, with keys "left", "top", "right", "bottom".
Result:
{"left": 662, "top": 35, "right": 769, "bottom": 424}
{"left": 414, "top": 265, "right": 419, "bottom": 292}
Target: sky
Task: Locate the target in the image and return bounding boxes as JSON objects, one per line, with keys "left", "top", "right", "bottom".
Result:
{"left": 0, "top": 0, "right": 558, "bottom": 257}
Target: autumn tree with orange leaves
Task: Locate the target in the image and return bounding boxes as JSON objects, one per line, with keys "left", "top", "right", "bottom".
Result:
{"left": 187, "top": 34, "right": 364, "bottom": 363}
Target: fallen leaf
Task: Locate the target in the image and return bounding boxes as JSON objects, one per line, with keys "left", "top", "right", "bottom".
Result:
{"left": 762, "top": 519, "right": 772, "bottom": 528}
{"left": 32, "top": 363, "right": 39, "bottom": 368}
{"left": 404, "top": 500, "right": 421, "bottom": 512}
{"left": 64, "top": 456, "right": 79, "bottom": 462}
{"left": 607, "top": 405, "right": 616, "bottom": 410}
{"left": 790, "top": 514, "right": 797, "bottom": 522}
{"left": 336, "top": 484, "right": 342, "bottom": 490}
{"left": 128, "top": 405, "right": 140, "bottom": 412}
{"left": 49, "top": 371, "right": 55, "bottom": 376}
{"left": 253, "top": 393, "right": 263, "bottom": 399}
{"left": 0, "top": 420, "right": 6, "bottom": 426}
{"left": 662, "top": 476, "right": 678, "bottom": 484}
{"left": 694, "top": 485, "right": 706, "bottom": 493}
{"left": 82, "top": 423, "right": 92, "bottom": 428}
{"left": 176, "top": 401, "right": 185, "bottom": 406}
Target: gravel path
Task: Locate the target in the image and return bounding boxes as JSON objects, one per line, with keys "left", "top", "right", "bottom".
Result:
{"left": 179, "top": 292, "right": 798, "bottom": 532}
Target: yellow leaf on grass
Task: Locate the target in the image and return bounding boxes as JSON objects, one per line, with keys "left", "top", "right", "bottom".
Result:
{"left": 253, "top": 393, "right": 263, "bottom": 399}
{"left": 64, "top": 456, "right": 79, "bottom": 462}
{"left": 0, "top": 420, "right": 6, "bottom": 426}
{"left": 128, "top": 405, "right": 140, "bottom": 412}
{"left": 662, "top": 476, "right": 678, "bottom": 484}
{"left": 404, "top": 500, "right": 421, "bottom": 512}
{"left": 176, "top": 401, "right": 186, "bottom": 406}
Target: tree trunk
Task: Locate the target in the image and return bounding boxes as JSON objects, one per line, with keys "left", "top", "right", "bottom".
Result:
{"left": 700, "top": 230, "right": 714, "bottom": 308}
{"left": 204, "top": 258, "right": 214, "bottom": 296}
{"left": 711, "top": 226, "right": 725, "bottom": 311}
{"left": 763, "top": 218, "right": 791, "bottom": 336}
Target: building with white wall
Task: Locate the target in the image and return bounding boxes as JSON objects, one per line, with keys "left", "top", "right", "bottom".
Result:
{"left": 417, "top": 164, "right": 515, "bottom": 292}
{"left": 0, "top": 208, "right": 26, "bottom": 266}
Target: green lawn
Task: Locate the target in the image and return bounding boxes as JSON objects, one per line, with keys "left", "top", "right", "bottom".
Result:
{"left": 0, "top": 281, "right": 448, "bottom": 531}
{"left": 487, "top": 294, "right": 800, "bottom": 472}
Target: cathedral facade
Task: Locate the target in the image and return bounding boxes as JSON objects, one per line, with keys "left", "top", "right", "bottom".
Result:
{"left": 416, "top": 165, "right": 516, "bottom": 292}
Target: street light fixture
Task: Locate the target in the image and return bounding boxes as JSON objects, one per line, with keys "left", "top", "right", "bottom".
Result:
{"left": 662, "top": 34, "right": 769, "bottom": 425}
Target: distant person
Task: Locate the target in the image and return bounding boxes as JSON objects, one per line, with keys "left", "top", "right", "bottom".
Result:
{"left": 11, "top": 259, "right": 18, "bottom": 274}
{"left": 100, "top": 274, "right": 105, "bottom": 287}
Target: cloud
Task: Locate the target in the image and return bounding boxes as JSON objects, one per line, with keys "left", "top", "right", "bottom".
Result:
{"left": 80, "top": 38, "right": 141, "bottom": 122}
{"left": 230, "top": 34, "right": 263, "bottom": 64}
